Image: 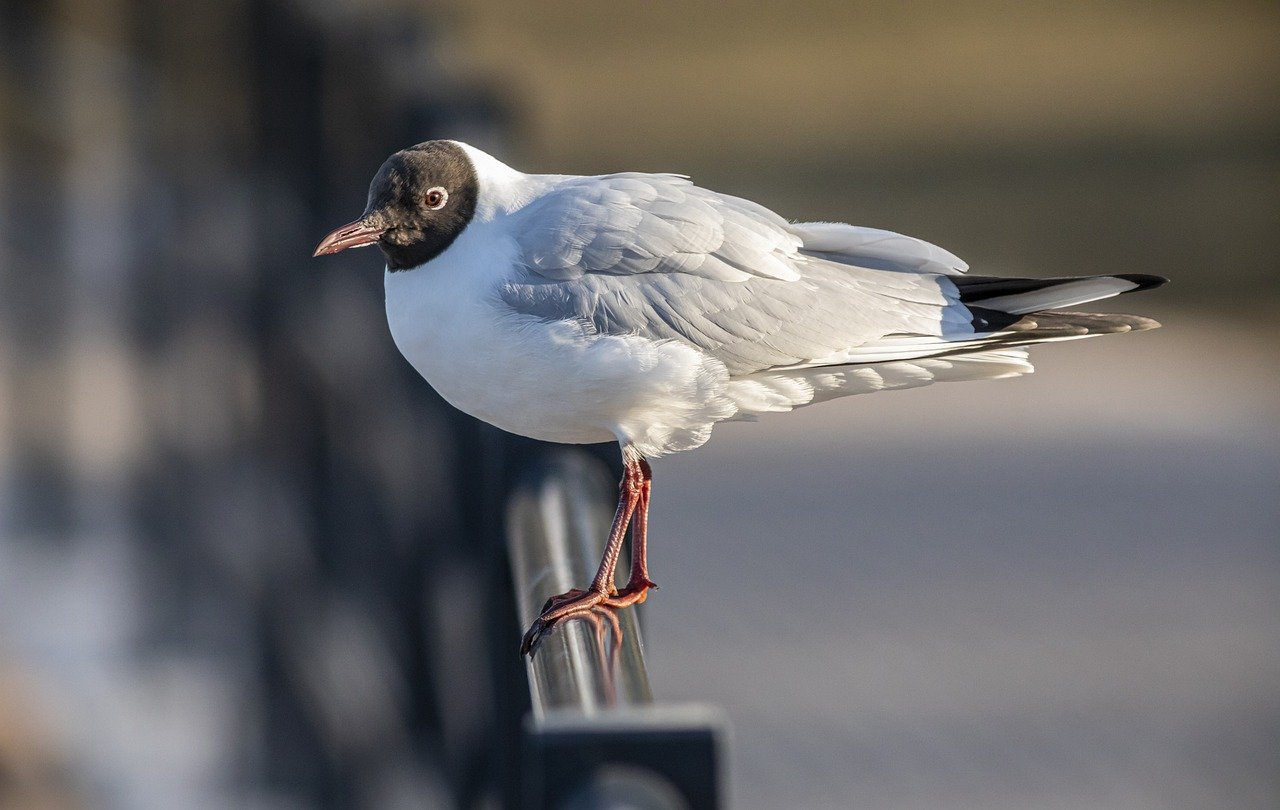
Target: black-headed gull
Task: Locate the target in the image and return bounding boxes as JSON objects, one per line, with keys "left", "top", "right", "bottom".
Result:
{"left": 314, "top": 140, "right": 1166, "bottom": 655}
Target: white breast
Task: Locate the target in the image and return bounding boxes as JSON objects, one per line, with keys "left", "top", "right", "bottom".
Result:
{"left": 383, "top": 222, "right": 738, "bottom": 456}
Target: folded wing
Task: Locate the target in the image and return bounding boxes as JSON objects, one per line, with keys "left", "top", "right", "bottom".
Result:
{"left": 503, "top": 173, "right": 968, "bottom": 376}
{"left": 501, "top": 172, "right": 1164, "bottom": 402}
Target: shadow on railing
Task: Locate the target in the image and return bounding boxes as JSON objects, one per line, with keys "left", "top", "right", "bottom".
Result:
{"left": 507, "top": 450, "right": 725, "bottom": 809}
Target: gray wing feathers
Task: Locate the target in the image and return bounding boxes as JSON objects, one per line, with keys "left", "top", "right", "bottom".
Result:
{"left": 793, "top": 222, "right": 969, "bottom": 276}
{"left": 504, "top": 173, "right": 964, "bottom": 376}
{"left": 502, "top": 262, "right": 960, "bottom": 377}
{"left": 516, "top": 173, "right": 801, "bottom": 283}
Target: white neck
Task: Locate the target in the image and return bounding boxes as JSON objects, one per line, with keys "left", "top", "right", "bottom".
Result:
{"left": 449, "top": 141, "right": 545, "bottom": 223}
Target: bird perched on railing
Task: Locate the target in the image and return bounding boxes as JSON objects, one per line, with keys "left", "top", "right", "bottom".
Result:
{"left": 314, "top": 140, "right": 1166, "bottom": 656}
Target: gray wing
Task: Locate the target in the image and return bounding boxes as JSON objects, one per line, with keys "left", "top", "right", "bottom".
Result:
{"left": 791, "top": 222, "right": 970, "bottom": 276}
{"left": 516, "top": 172, "right": 804, "bottom": 283}
{"left": 501, "top": 173, "right": 970, "bottom": 376}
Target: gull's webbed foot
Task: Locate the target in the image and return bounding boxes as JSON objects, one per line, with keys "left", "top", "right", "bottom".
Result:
{"left": 520, "top": 579, "right": 658, "bottom": 657}
{"left": 521, "top": 587, "right": 608, "bottom": 657}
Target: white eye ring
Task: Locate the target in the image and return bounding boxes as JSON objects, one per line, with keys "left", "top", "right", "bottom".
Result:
{"left": 425, "top": 186, "right": 448, "bottom": 210}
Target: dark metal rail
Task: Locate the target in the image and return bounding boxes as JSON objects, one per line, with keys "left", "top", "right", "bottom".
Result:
{"left": 507, "top": 450, "right": 725, "bottom": 809}
{"left": 508, "top": 451, "right": 652, "bottom": 713}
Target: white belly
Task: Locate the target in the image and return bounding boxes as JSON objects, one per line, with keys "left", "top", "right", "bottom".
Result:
{"left": 383, "top": 254, "right": 736, "bottom": 456}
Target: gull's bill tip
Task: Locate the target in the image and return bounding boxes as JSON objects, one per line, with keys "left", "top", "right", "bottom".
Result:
{"left": 313, "top": 219, "right": 385, "bottom": 257}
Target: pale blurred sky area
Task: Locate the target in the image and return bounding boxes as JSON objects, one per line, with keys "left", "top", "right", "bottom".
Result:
{"left": 0, "top": 2, "right": 1276, "bottom": 808}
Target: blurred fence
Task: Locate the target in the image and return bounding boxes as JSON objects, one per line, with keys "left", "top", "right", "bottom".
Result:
{"left": 0, "top": 1, "right": 538, "bottom": 807}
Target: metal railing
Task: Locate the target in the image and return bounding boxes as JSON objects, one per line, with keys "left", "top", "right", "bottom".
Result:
{"left": 507, "top": 450, "right": 725, "bottom": 809}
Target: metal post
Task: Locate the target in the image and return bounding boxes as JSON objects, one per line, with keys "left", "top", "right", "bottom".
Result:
{"left": 508, "top": 450, "right": 652, "bottom": 713}
{"left": 506, "top": 449, "right": 725, "bottom": 810}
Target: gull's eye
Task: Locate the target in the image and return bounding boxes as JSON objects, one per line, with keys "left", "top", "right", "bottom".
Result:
{"left": 425, "top": 187, "right": 448, "bottom": 210}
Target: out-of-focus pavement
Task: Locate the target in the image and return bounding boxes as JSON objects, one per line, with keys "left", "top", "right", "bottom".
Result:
{"left": 644, "top": 311, "right": 1279, "bottom": 809}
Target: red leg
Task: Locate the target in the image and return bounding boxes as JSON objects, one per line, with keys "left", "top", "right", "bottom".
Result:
{"left": 613, "top": 457, "right": 657, "bottom": 604}
{"left": 520, "top": 447, "right": 656, "bottom": 656}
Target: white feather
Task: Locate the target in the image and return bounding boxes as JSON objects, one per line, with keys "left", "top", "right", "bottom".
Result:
{"left": 977, "top": 277, "right": 1138, "bottom": 314}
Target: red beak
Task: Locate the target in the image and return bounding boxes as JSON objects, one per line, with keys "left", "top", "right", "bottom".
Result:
{"left": 312, "top": 219, "right": 386, "bottom": 257}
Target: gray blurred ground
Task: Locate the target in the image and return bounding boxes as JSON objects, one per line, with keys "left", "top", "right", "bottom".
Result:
{"left": 644, "top": 312, "right": 1279, "bottom": 809}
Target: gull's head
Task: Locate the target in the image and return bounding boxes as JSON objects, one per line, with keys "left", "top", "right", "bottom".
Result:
{"left": 313, "top": 140, "right": 479, "bottom": 270}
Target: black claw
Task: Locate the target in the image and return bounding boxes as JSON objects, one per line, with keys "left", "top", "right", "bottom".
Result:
{"left": 520, "top": 588, "right": 606, "bottom": 657}
{"left": 521, "top": 619, "right": 556, "bottom": 658}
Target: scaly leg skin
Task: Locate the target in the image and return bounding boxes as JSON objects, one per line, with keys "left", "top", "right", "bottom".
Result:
{"left": 615, "top": 457, "right": 658, "bottom": 601}
{"left": 521, "top": 447, "right": 657, "bottom": 657}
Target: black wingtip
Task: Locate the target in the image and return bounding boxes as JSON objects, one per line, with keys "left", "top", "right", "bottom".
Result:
{"left": 1114, "top": 273, "right": 1169, "bottom": 292}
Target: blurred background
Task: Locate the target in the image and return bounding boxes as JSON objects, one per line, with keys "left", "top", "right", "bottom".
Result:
{"left": 0, "top": 1, "right": 1276, "bottom": 808}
